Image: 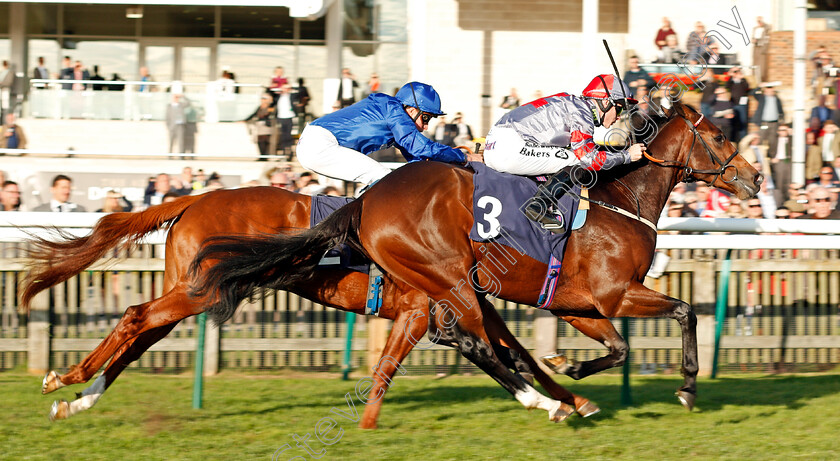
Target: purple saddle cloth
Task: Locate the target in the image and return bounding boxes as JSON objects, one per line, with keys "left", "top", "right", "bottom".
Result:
{"left": 468, "top": 162, "right": 579, "bottom": 265}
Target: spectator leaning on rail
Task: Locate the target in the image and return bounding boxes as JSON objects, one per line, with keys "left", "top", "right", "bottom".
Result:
{"left": 483, "top": 74, "right": 646, "bottom": 232}
{"left": 296, "top": 81, "right": 480, "bottom": 186}
{"left": 33, "top": 174, "right": 87, "bottom": 212}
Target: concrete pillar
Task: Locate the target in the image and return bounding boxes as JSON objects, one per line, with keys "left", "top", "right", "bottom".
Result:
{"left": 323, "top": 0, "right": 343, "bottom": 114}
{"left": 9, "top": 3, "right": 27, "bottom": 110}
{"left": 790, "top": 0, "right": 808, "bottom": 185}
{"left": 692, "top": 256, "right": 716, "bottom": 377}
{"left": 480, "top": 30, "right": 493, "bottom": 137}
{"left": 367, "top": 317, "right": 391, "bottom": 370}
{"left": 203, "top": 320, "right": 220, "bottom": 376}
{"left": 407, "top": 0, "right": 427, "bottom": 82}
{"left": 28, "top": 289, "right": 51, "bottom": 375}
{"left": 533, "top": 309, "right": 558, "bottom": 359}
{"left": 581, "top": 0, "right": 599, "bottom": 87}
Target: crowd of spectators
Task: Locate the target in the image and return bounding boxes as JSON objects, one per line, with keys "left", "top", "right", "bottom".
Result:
{"left": 622, "top": 16, "right": 840, "bottom": 224}
{"left": 3, "top": 17, "right": 840, "bottom": 223}
{"left": 242, "top": 66, "right": 314, "bottom": 160}
{"left": 0, "top": 161, "right": 343, "bottom": 214}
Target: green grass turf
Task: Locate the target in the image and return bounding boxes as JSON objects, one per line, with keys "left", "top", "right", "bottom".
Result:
{"left": 2, "top": 369, "right": 840, "bottom": 460}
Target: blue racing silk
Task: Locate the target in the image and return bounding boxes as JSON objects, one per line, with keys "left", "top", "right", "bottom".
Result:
{"left": 310, "top": 93, "right": 465, "bottom": 163}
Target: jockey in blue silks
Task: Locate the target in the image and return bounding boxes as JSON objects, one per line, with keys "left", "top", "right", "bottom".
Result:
{"left": 297, "top": 81, "right": 479, "bottom": 185}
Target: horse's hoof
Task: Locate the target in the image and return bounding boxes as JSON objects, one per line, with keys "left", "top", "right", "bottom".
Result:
{"left": 42, "top": 371, "right": 64, "bottom": 395}
{"left": 49, "top": 400, "right": 70, "bottom": 421}
{"left": 676, "top": 390, "right": 696, "bottom": 411}
{"left": 540, "top": 353, "right": 576, "bottom": 375}
{"left": 548, "top": 401, "right": 574, "bottom": 423}
{"left": 576, "top": 400, "right": 601, "bottom": 418}
{"left": 358, "top": 418, "right": 378, "bottom": 430}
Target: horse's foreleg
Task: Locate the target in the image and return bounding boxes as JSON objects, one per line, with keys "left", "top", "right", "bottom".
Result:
{"left": 49, "top": 322, "right": 180, "bottom": 421}
{"left": 479, "top": 299, "right": 599, "bottom": 417}
{"left": 542, "top": 316, "right": 629, "bottom": 381}
{"left": 359, "top": 306, "right": 427, "bottom": 429}
{"left": 615, "top": 284, "right": 698, "bottom": 410}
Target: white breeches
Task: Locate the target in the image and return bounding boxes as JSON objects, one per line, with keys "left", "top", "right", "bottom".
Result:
{"left": 296, "top": 124, "right": 392, "bottom": 185}
{"left": 484, "top": 126, "right": 576, "bottom": 176}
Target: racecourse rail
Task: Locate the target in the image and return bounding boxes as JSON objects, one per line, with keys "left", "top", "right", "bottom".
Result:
{"left": 1, "top": 213, "right": 839, "bottom": 376}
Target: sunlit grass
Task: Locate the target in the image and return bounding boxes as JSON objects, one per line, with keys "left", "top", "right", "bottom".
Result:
{"left": 3, "top": 370, "right": 840, "bottom": 460}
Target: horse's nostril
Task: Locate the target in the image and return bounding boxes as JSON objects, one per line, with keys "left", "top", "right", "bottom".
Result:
{"left": 755, "top": 173, "right": 764, "bottom": 185}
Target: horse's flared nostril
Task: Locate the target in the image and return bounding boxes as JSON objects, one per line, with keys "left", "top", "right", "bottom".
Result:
{"left": 755, "top": 173, "right": 764, "bottom": 186}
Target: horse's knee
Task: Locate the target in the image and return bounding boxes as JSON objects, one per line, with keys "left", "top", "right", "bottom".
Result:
{"left": 612, "top": 338, "right": 629, "bottom": 365}
{"left": 672, "top": 302, "right": 696, "bottom": 327}
{"left": 456, "top": 332, "right": 495, "bottom": 365}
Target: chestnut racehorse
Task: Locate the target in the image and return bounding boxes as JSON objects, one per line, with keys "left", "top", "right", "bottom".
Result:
{"left": 192, "top": 102, "right": 763, "bottom": 412}
{"left": 21, "top": 188, "right": 593, "bottom": 426}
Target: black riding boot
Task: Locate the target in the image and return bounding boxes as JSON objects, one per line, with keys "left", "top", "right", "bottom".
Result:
{"left": 523, "top": 169, "right": 576, "bottom": 233}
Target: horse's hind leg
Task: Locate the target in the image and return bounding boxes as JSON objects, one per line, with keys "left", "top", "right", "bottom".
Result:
{"left": 359, "top": 305, "right": 427, "bottom": 429}
{"left": 541, "top": 316, "right": 629, "bottom": 381}
{"left": 425, "top": 296, "right": 573, "bottom": 423}
{"left": 43, "top": 285, "right": 200, "bottom": 394}
{"left": 479, "top": 299, "right": 599, "bottom": 417}
{"left": 49, "top": 322, "right": 179, "bottom": 421}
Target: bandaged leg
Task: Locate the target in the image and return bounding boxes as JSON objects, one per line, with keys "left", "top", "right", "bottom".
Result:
{"left": 297, "top": 124, "right": 392, "bottom": 185}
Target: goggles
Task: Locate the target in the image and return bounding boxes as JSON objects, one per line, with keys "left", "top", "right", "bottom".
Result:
{"left": 419, "top": 112, "right": 436, "bottom": 124}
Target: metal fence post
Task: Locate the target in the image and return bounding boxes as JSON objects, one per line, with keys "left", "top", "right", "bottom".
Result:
{"left": 342, "top": 312, "right": 356, "bottom": 380}
{"left": 712, "top": 250, "right": 733, "bottom": 378}
{"left": 621, "top": 317, "right": 632, "bottom": 406}
{"left": 192, "top": 312, "right": 207, "bottom": 409}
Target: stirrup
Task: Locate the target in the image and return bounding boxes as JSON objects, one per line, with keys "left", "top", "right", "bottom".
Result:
{"left": 524, "top": 200, "right": 566, "bottom": 234}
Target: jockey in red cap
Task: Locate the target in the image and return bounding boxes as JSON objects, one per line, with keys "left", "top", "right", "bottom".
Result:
{"left": 483, "top": 74, "right": 648, "bottom": 232}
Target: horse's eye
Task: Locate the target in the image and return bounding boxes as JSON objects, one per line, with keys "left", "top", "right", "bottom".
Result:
{"left": 715, "top": 134, "right": 725, "bottom": 143}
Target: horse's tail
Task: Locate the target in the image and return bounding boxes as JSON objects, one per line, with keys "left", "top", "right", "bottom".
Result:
{"left": 21, "top": 194, "right": 204, "bottom": 311}
{"left": 189, "top": 198, "right": 364, "bottom": 325}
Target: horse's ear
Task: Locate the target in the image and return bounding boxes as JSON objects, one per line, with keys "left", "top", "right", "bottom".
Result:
{"left": 671, "top": 100, "right": 687, "bottom": 118}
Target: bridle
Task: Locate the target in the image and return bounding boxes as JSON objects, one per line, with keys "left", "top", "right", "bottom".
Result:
{"left": 643, "top": 112, "right": 741, "bottom": 185}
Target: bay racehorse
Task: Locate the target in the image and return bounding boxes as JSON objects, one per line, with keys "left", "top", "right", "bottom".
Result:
{"left": 21, "top": 188, "right": 594, "bottom": 426}
{"left": 191, "top": 101, "right": 762, "bottom": 413}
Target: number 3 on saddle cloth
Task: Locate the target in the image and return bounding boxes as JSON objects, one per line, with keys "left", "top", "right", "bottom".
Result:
{"left": 469, "top": 161, "right": 585, "bottom": 309}
{"left": 311, "top": 195, "right": 385, "bottom": 316}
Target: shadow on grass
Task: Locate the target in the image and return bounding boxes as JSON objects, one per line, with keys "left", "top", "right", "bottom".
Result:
{"left": 213, "top": 373, "right": 840, "bottom": 423}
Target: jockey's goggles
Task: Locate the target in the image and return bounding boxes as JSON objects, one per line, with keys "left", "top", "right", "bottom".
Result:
{"left": 419, "top": 112, "right": 436, "bottom": 124}
{"left": 613, "top": 101, "right": 626, "bottom": 117}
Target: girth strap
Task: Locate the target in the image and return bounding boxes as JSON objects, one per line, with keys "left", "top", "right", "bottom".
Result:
{"left": 537, "top": 255, "right": 563, "bottom": 309}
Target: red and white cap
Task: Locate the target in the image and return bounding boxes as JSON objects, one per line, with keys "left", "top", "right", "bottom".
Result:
{"left": 581, "top": 74, "right": 638, "bottom": 105}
